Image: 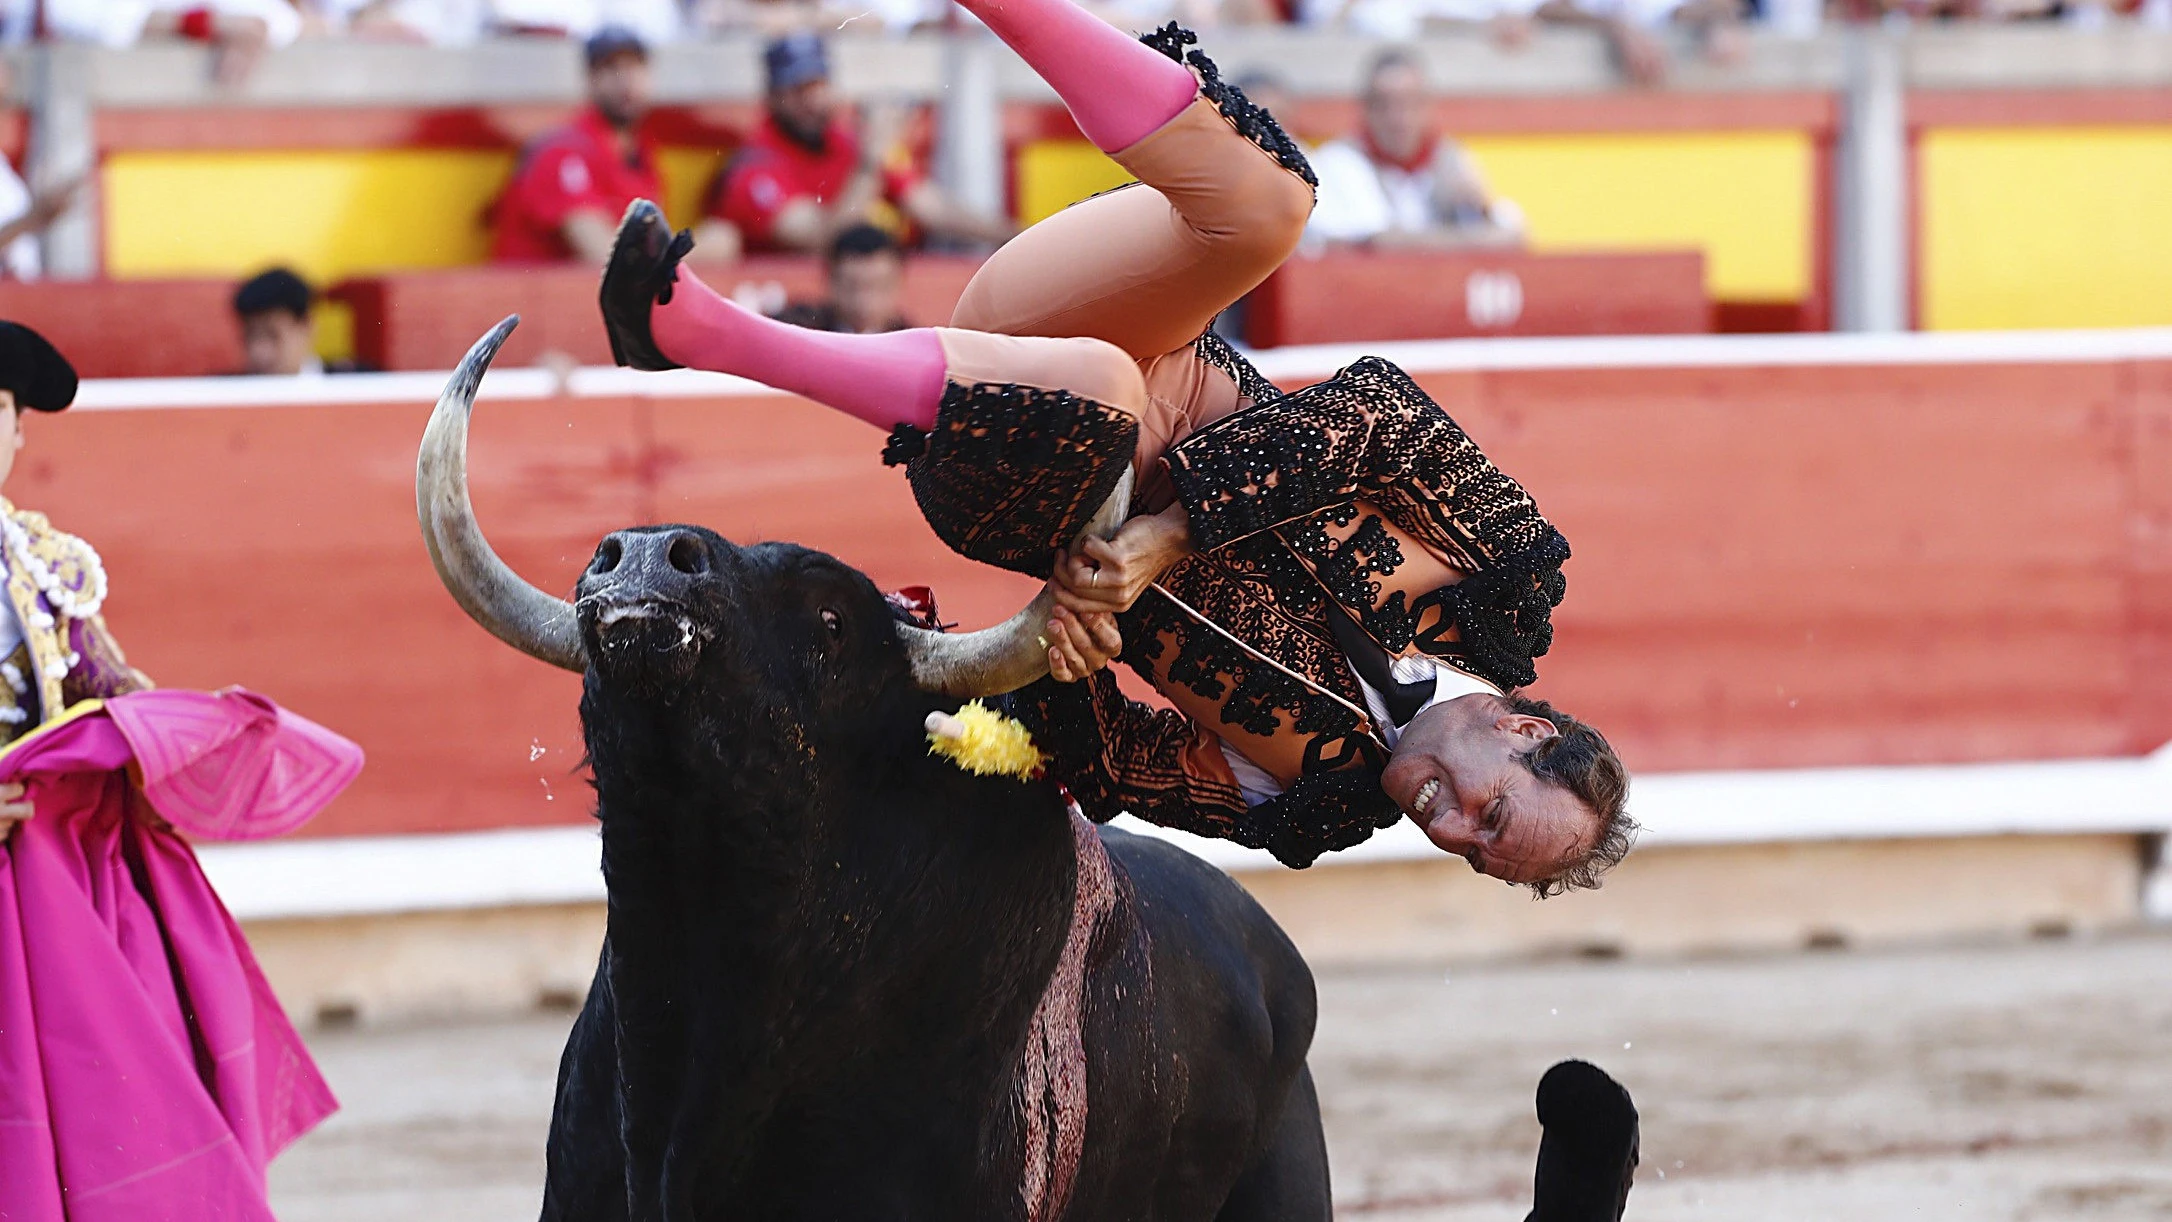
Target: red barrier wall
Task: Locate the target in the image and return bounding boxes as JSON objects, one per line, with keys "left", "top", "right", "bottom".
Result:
{"left": 16, "top": 351, "right": 2167, "bottom": 838}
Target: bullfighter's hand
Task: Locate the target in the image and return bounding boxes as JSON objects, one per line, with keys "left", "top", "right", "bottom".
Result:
{"left": 0, "top": 781, "right": 31, "bottom": 839}
{"left": 1052, "top": 503, "right": 1192, "bottom": 616}
{"left": 1046, "top": 606, "right": 1122, "bottom": 683}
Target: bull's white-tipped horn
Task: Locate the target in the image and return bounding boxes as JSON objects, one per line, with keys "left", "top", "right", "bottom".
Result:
{"left": 899, "top": 466, "right": 1132, "bottom": 698}
{"left": 417, "top": 316, "right": 586, "bottom": 673}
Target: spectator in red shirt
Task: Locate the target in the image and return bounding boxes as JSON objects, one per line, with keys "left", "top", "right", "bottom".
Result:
{"left": 492, "top": 26, "right": 700, "bottom": 264}
{"left": 700, "top": 33, "right": 1014, "bottom": 256}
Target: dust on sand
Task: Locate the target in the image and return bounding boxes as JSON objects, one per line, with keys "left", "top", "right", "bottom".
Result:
{"left": 270, "top": 931, "right": 2172, "bottom": 1222}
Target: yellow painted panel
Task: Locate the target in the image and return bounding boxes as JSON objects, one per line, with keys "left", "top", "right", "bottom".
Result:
{"left": 105, "top": 149, "right": 516, "bottom": 282}
{"left": 656, "top": 146, "right": 725, "bottom": 232}
{"left": 1016, "top": 140, "right": 1133, "bottom": 228}
{"left": 1013, "top": 130, "right": 1811, "bottom": 301}
{"left": 1921, "top": 126, "right": 2172, "bottom": 331}
{"left": 1461, "top": 131, "right": 1812, "bottom": 301}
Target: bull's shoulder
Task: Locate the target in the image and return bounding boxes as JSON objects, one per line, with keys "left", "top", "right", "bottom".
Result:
{"left": 1099, "top": 826, "right": 1314, "bottom": 1015}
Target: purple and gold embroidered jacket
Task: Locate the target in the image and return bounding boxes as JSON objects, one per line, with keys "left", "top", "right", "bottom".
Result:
{"left": 0, "top": 501, "right": 150, "bottom": 742}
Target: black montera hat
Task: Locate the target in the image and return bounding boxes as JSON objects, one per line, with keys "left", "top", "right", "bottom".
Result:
{"left": 0, "top": 321, "right": 77, "bottom": 412}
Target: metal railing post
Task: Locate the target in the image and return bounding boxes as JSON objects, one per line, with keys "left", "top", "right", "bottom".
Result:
{"left": 934, "top": 31, "right": 1005, "bottom": 222}
{"left": 29, "top": 43, "right": 97, "bottom": 280}
{"left": 1833, "top": 23, "right": 1908, "bottom": 333}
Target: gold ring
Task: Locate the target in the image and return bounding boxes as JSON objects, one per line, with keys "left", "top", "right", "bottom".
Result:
{"left": 1090, "top": 569, "right": 1100, "bottom": 588}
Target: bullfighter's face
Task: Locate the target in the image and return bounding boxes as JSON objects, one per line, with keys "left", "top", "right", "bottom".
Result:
{"left": 1379, "top": 693, "right": 1598, "bottom": 888}
{"left": 575, "top": 526, "right": 910, "bottom": 721}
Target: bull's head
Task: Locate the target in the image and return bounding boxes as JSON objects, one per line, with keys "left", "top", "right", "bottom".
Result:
{"left": 417, "top": 316, "right": 1129, "bottom": 696}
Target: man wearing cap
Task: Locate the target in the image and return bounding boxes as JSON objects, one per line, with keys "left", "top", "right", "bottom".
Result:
{"left": 0, "top": 322, "right": 150, "bottom": 835}
{"left": 703, "top": 32, "right": 1014, "bottom": 256}
{"left": 491, "top": 26, "right": 685, "bottom": 264}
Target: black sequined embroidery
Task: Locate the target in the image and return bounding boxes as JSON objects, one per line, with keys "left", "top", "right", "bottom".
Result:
{"left": 1140, "top": 23, "right": 1317, "bottom": 189}
{"left": 880, "top": 423, "right": 929, "bottom": 466}
{"left": 901, "top": 379, "right": 1139, "bottom": 578}
{"left": 1163, "top": 354, "right": 1569, "bottom": 690}
{"left": 1190, "top": 329, "right": 1284, "bottom": 409}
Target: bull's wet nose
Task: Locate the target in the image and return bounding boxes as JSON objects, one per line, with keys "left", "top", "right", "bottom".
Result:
{"left": 663, "top": 531, "right": 710, "bottom": 575}
{"left": 591, "top": 529, "right": 711, "bottom": 580}
{"left": 591, "top": 534, "right": 626, "bottom": 575}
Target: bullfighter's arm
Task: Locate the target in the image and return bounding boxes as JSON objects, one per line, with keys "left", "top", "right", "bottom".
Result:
{"left": 62, "top": 613, "right": 152, "bottom": 704}
{"left": 1010, "top": 671, "right": 1405, "bottom": 868}
{"left": 1008, "top": 671, "right": 1253, "bottom": 837}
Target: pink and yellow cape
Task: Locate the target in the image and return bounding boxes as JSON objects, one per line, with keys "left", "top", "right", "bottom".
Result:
{"left": 0, "top": 688, "right": 361, "bottom": 1222}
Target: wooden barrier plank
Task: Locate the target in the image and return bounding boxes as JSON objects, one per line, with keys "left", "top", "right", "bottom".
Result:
{"left": 0, "top": 280, "right": 243, "bottom": 379}
{"left": 331, "top": 259, "right": 986, "bottom": 371}
{"left": 8, "top": 352, "right": 2164, "bottom": 839}
{"left": 1247, "top": 251, "right": 1709, "bottom": 347}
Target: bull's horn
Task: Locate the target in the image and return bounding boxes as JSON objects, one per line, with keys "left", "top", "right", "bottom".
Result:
{"left": 417, "top": 316, "right": 586, "bottom": 673}
{"left": 899, "top": 466, "right": 1132, "bottom": 698}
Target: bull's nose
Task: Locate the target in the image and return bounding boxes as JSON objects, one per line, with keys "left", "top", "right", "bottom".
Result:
{"left": 590, "top": 529, "right": 712, "bottom": 579}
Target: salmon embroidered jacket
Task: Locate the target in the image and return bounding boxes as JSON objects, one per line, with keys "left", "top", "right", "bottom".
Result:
{"left": 1009, "top": 339, "right": 1570, "bottom": 868}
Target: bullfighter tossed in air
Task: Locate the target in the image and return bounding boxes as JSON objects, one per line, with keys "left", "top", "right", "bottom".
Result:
{"left": 596, "top": 2, "right": 1634, "bottom": 895}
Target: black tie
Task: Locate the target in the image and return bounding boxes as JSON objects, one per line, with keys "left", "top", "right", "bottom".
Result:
{"left": 1326, "top": 603, "right": 1436, "bottom": 728}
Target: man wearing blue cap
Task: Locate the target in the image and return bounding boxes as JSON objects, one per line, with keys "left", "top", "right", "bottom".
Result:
{"left": 704, "top": 32, "right": 1013, "bottom": 256}
{"left": 491, "top": 26, "right": 676, "bottom": 264}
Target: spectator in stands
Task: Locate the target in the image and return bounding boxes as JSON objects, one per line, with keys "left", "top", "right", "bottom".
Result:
{"left": 231, "top": 268, "right": 371, "bottom": 376}
{"left": 7, "top": 0, "right": 302, "bottom": 85}
{"left": 0, "top": 64, "right": 83, "bottom": 280}
{"left": 701, "top": 34, "right": 1014, "bottom": 257}
{"left": 334, "top": 0, "right": 683, "bottom": 42}
{"left": 0, "top": 170, "right": 83, "bottom": 282}
{"left": 1494, "top": 0, "right": 1746, "bottom": 87}
{"left": 774, "top": 223, "right": 912, "bottom": 333}
{"left": 1305, "top": 50, "right": 1524, "bottom": 251}
{"left": 490, "top": 26, "right": 724, "bottom": 263}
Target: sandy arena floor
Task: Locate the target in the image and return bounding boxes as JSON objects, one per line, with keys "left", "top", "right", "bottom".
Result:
{"left": 269, "top": 930, "right": 2172, "bottom": 1222}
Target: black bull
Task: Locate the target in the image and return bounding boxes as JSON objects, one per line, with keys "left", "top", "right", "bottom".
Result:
{"left": 416, "top": 319, "right": 1332, "bottom": 1218}
{"left": 420, "top": 320, "right": 1646, "bottom": 1222}
{"left": 540, "top": 526, "right": 1331, "bottom": 1220}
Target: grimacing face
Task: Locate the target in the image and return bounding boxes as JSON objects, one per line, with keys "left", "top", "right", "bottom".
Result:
{"left": 1378, "top": 694, "right": 1599, "bottom": 886}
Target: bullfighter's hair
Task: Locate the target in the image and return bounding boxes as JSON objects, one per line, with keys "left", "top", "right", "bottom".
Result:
{"left": 1508, "top": 695, "right": 1635, "bottom": 899}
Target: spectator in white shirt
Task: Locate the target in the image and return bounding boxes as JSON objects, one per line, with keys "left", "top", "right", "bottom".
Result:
{"left": 1304, "top": 50, "right": 1523, "bottom": 251}
{"left": 1493, "top": 0, "right": 1746, "bottom": 87}
{"left": 0, "top": 161, "right": 83, "bottom": 282}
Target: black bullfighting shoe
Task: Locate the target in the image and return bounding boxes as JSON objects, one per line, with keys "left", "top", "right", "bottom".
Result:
{"left": 600, "top": 198, "right": 694, "bottom": 372}
{"left": 1525, "top": 1059, "right": 1639, "bottom": 1222}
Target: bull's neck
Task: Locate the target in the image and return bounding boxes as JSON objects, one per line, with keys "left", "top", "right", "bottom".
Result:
{"left": 581, "top": 691, "right": 1084, "bottom": 1200}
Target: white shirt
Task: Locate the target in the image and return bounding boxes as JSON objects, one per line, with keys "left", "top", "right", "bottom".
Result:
{"left": 5, "top": 0, "right": 304, "bottom": 47}
{"left": 1304, "top": 137, "right": 1521, "bottom": 247}
{"left": 0, "top": 157, "right": 40, "bottom": 281}
{"left": 1220, "top": 654, "right": 1503, "bottom": 807}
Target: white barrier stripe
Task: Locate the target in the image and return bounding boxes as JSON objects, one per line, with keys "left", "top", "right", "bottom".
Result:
{"left": 69, "top": 327, "right": 2172, "bottom": 413}
{"left": 197, "top": 746, "right": 2172, "bottom": 920}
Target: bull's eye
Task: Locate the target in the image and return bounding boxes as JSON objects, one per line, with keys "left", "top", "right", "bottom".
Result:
{"left": 819, "top": 608, "right": 842, "bottom": 638}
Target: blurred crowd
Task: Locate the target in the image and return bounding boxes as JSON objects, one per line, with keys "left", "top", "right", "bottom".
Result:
{"left": 0, "top": 0, "right": 2161, "bottom": 372}
{"left": 3, "top": 0, "right": 2166, "bottom": 60}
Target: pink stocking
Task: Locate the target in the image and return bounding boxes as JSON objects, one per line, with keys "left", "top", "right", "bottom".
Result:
{"left": 650, "top": 267, "right": 948, "bottom": 432}
{"left": 956, "top": 0, "right": 1197, "bottom": 154}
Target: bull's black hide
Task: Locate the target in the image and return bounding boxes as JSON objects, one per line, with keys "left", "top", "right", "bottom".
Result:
{"left": 540, "top": 525, "right": 1329, "bottom": 1221}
